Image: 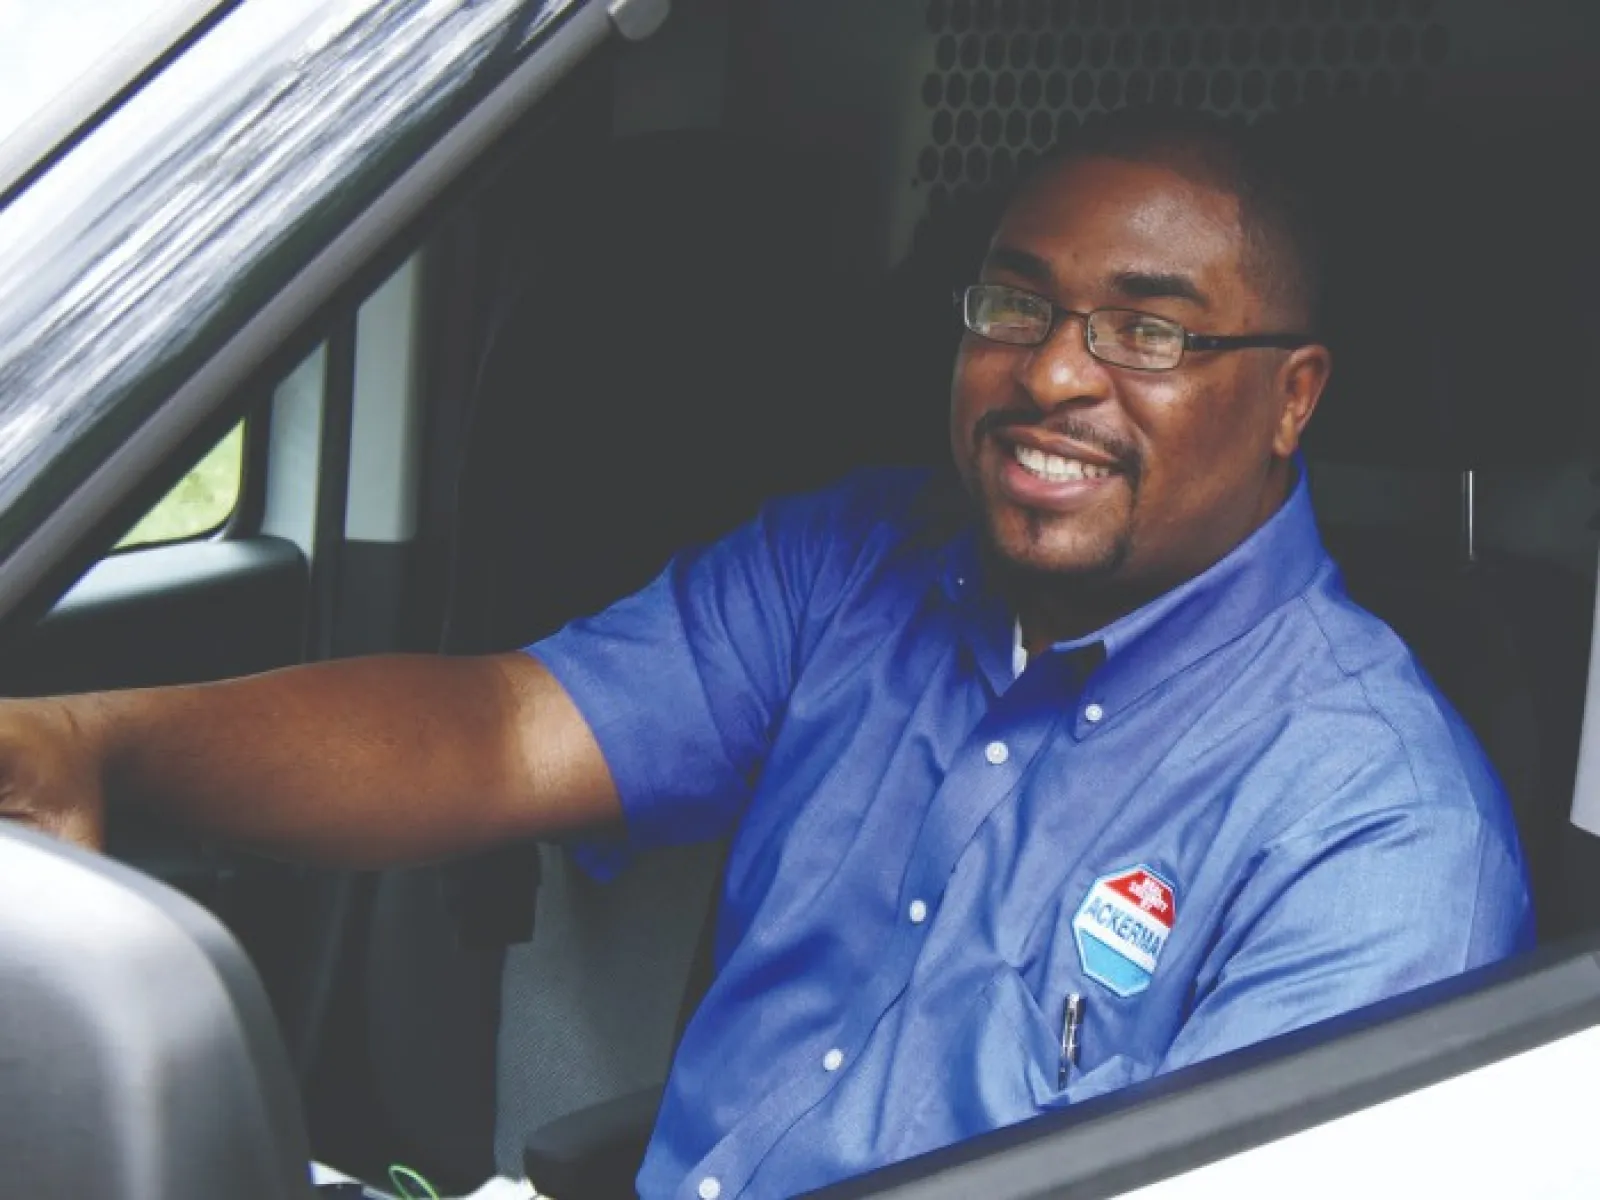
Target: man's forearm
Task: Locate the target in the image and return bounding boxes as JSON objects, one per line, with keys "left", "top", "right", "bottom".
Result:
{"left": 72, "top": 652, "right": 619, "bottom": 867}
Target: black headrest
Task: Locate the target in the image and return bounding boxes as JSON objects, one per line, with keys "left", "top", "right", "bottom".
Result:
{"left": 1288, "top": 101, "right": 1600, "bottom": 469}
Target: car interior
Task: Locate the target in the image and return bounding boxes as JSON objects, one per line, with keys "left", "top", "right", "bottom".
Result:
{"left": 4, "top": 0, "right": 1600, "bottom": 1197}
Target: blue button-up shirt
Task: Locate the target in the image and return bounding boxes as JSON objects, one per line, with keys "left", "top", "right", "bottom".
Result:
{"left": 530, "top": 467, "right": 1532, "bottom": 1200}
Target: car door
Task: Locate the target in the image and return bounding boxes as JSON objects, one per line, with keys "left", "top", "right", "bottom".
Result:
{"left": 0, "top": 0, "right": 652, "bottom": 1142}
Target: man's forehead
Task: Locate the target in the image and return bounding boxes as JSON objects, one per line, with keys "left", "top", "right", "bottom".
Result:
{"left": 1000, "top": 156, "right": 1241, "bottom": 251}
{"left": 987, "top": 155, "right": 1248, "bottom": 301}
{"left": 985, "top": 244, "right": 1214, "bottom": 311}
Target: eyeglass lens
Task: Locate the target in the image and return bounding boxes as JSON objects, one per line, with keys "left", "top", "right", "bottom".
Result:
{"left": 964, "top": 285, "right": 1186, "bottom": 370}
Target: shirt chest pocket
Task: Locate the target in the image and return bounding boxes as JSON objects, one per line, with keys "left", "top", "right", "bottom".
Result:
{"left": 893, "top": 966, "right": 1155, "bottom": 1164}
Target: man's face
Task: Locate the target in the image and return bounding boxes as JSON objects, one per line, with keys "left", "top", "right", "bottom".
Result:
{"left": 951, "top": 155, "right": 1314, "bottom": 605}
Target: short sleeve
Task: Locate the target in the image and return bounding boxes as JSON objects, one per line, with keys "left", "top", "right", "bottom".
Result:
{"left": 526, "top": 483, "right": 856, "bottom": 854}
{"left": 1157, "top": 797, "right": 1534, "bottom": 1074}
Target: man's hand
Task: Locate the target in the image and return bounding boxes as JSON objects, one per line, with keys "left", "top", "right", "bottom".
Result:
{"left": 0, "top": 697, "right": 107, "bottom": 852}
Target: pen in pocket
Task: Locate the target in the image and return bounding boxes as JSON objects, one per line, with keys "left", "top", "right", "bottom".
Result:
{"left": 1058, "top": 992, "right": 1084, "bottom": 1089}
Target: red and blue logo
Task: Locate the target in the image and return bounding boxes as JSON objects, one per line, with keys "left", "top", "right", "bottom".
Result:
{"left": 1072, "top": 865, "right": 1177, "bottom": 998}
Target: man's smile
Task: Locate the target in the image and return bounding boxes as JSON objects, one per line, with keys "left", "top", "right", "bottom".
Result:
{"left": 986, "top": 425, "right": 1133, "bottom": 514}
{"left": 1010, "top": 443, "right": 1116, "bottom": 483}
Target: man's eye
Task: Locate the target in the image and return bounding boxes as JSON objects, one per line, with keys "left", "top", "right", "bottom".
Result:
{"left": 1124, "top": 319, "right": 1178, "bottom": 345}
{"left": 993, "top": 308, "right": 1039, "bottom": 328}
{"left": 982, "top": 299, "right": 1044, "bottom": 332}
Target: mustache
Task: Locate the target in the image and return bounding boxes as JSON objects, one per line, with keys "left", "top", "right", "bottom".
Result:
{"left": 973, "top": 408, "right": 1143, "bottom": 485}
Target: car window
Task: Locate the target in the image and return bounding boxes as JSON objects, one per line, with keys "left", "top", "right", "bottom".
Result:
{"left": 0, "top": 0, "right": 592, "bottom": 623}
{"left": 0, "top": 0, "right": 212, "bottom": 149}
{"left": 115, "top": 421, "right": 243, "bottom": 551}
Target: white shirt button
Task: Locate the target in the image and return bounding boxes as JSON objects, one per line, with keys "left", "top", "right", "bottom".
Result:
{"left": 908, "top": 899, "right": 929, "bottom": 924}
{"left": 1084, "top": 703, "right": 1105, "bottom": 724}
{"left": 823, "top": 1048, "right": 845, "bottom": 1072}
{"left": 698, "top": 1178, "right": 722, "bottom": 1200}
{"left": 985, "top": 740, "right": 1010, "bottom": 765}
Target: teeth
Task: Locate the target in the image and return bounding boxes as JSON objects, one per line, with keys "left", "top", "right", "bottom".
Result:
{"left": 1013, "top": 444, "right": 1113, "bottom": 482}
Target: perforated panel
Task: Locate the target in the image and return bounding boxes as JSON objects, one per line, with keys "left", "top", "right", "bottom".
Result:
{"left": 914, "top": 0, "right": 1450, "bottom": 226}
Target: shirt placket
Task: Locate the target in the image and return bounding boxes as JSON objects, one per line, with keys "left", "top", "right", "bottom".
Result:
{"left": 676, "top": 659, "right": 1076, "bottom": 1200}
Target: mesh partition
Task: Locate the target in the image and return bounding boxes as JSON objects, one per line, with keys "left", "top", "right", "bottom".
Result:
{"left": 914, "top": 0, "right": 1450, "bottom": 224}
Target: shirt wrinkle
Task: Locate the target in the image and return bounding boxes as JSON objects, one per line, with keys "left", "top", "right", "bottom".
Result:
{"left": 680, "top": 579, "right": 766, "bottom": 799}
{"left": 1251, "top": 723, "right": 1408, "bottom": 849}
{"left": 1266, "top": 803, "right": 1499, "bottom": 976}
{"left": 1464, "top": 822, "right": 1521, "bottom": 966}
{"left": 1299, "top": 589, "right": 1470, "bottom": 825}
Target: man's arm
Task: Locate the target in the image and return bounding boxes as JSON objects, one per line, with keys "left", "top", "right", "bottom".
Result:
{"left": 0, "top": 653, "right": 621, "bottom": 866}
{"left": 0, "top": 474, "right": 870, "bottom": 867}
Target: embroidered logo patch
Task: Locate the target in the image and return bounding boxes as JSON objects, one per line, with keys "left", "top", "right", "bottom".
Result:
{"left": 1072, "top": 865, "right": 1176, "bottom": 998}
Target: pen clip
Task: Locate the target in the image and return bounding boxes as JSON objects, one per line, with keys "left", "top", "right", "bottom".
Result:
{"left": 1058, "top": 992, "right": 1084, "bottom": 1090}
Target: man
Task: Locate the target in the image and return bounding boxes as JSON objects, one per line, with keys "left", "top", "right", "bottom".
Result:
{"left": 0, "top": 110, "right": 1530, "bottom": 1199}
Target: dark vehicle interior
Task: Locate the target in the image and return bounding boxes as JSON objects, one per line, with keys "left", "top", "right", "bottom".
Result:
{"left": 4, "top": 1, "right": 1600, "bottom": 1197}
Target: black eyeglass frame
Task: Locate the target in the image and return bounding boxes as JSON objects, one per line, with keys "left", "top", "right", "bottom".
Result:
{"left": 955, "top": 284, "right": 1316, "bottom": 372}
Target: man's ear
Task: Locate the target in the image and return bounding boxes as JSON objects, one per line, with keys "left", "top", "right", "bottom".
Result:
{"left": 1272, "top": 343, "right": 1332, "bottom": 459}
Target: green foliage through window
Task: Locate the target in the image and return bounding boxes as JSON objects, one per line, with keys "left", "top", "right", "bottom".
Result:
{"left": 117, "top": 424, "right": 245, "bottom": 551}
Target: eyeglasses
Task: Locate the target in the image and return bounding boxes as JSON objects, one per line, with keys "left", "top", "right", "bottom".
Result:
{"left": 957, "top": 283, "right": 1314, "bottom": 372}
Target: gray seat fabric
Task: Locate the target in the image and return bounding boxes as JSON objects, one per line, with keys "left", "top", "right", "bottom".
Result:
{"left": 492, "top": 841, "right": 723, "bottom": 1174}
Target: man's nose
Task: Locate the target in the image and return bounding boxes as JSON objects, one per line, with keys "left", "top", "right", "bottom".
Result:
{"left": 1013, "top": 314, "right": 1113, "bottom": 410}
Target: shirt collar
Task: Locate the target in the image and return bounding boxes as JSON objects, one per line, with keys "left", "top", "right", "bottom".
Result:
{"left": 937, "top": 464, "right": 1330, "bottom": 726}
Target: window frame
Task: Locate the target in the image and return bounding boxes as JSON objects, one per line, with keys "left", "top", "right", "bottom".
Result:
{"left": 0, "top": 0, "right": 630, "bottom": 634}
